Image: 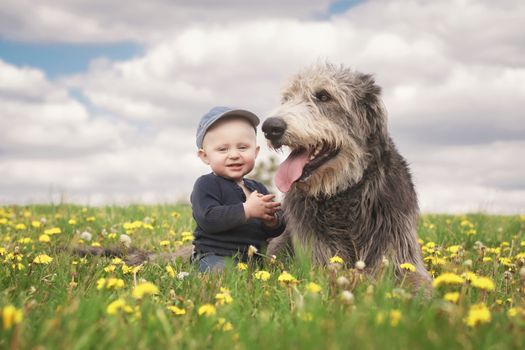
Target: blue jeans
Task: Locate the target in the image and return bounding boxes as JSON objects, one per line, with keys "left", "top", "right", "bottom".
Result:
{"left": 191, "top": 252, "right": 228, "bottom": 272}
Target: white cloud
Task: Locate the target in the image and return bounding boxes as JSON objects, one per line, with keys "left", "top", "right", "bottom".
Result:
{"left": 1, "top": 0, "right": 524, "bottom": 213}
{"left": 0, "top": 0, "right": 334, "bottom": 43}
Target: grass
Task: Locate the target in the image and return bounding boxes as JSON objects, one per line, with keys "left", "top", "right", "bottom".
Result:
{"left": 1, "top": 205, "right": 524, "bottom": 349}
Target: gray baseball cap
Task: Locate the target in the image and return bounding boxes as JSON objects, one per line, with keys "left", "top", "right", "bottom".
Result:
{"left": 196, "top": 106, "right": 260, "bottom": 148}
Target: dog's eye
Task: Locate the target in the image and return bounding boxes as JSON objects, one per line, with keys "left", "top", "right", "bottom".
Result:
{"left": 314, "top": 90, "right": 331, "bottom": 102}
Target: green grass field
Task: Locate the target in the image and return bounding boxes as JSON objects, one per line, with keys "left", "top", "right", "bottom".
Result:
{"left": 1, "top": 205, "right": 524, "bottom": 349}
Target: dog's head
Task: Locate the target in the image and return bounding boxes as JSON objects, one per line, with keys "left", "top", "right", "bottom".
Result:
{"left": 263, "top": 63, "right": 388, "bottom": 197}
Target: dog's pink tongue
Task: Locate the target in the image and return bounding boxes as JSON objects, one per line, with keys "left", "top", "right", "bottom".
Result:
{"left": 275, "top": 150, "right": 310, "bottom": 193}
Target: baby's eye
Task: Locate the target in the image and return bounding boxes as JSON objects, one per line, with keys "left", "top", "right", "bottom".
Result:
{"left": 238, "top": 145, "right": 248, "bottom": 150}
{"left": 217, "top": 147, "right": 228, "bottom": 152}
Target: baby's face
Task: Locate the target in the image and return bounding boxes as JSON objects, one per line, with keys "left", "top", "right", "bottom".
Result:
{"left": 198, "top": 118, "right": 259, "bottom": 182}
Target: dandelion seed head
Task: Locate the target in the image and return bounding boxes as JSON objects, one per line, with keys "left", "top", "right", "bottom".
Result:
{"left": 119, "top": 234, "right": 132, "bottom": 248}
{"left": 355, "top": 260, "right": 366, "bottom": 270}
{"left": 336, "top": 276, "right": 350, "bottom": 288}
{"left": 80, "top": 231, "right": 92, "bottom": 241}
{"left": 340, "top": 290, "right": 354, "bottom": 304}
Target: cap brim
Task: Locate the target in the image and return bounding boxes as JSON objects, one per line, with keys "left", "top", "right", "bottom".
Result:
{"left": 217, "top": 109, "right": 260, "bottom": 127}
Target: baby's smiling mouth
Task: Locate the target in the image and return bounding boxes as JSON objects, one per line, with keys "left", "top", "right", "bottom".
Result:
{"left": 227, "top": 163, "right": 244, "bottom": 168}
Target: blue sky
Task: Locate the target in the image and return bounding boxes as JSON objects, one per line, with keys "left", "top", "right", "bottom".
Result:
{"left": 0, "top": 39, "right": 142, "bottom": 78}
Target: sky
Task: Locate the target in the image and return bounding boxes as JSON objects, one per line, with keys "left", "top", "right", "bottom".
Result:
{"left": 0, "top": 0, "right": 524, "bottom": 214}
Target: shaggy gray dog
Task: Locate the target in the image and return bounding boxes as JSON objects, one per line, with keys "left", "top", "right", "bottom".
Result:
{"left": 262, "top": 63, "right": 431, "bottom": 292}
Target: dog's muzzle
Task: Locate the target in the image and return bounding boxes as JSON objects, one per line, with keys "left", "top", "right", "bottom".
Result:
{"left": 262, "top": 117, "right": 287, "bottom": 142}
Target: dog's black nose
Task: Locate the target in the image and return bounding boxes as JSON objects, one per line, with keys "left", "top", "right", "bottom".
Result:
{"left": 262, "top": 117, "right": 287, "bottom": 140}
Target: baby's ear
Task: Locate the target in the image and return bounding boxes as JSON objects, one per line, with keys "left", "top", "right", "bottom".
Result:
{"left": 197, "top": 149, "right": 210, "bottom": 165}
{"left": 255, "top": 145, "right": 260, "bottom": 158}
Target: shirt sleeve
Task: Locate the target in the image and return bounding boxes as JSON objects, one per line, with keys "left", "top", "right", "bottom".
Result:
{"left": 190, "top": 176, "right": 247, "bottom": 234}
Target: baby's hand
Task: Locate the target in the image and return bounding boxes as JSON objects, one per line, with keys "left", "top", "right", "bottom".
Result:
{"left": 243, "top": 191, "right": 281, "bottom": 221}
{"left": 261, "top": 214, "right": 280, "bottom": 228}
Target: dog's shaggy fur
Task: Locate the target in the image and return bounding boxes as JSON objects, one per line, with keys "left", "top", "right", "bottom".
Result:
{"left": 262, "top": 63, "right": 431, "bottom": 292}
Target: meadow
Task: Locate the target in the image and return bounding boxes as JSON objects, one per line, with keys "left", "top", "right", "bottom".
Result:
{"left": 1, "top": 204, "right": 524, "bottom": 349}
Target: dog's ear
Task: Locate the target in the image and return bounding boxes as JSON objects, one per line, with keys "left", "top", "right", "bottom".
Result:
{"left": 354, "top": 73, "right": 387, "bottom": 140}
{"left": 355, "top": 73, "right": 382, "bottom": 108}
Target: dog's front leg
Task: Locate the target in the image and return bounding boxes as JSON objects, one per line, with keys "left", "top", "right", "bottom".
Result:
{"left": 267, "top": 229, "right": 294, "bottom": 260}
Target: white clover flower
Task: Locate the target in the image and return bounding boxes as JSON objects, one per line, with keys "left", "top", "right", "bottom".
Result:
{"left": 355, "top": 260, "right": 366, "bottom": 270}
{"left": 80, "top": 231, "right": 92, "bottom": 242}
{"left": 177, "top": 271, "right": 190, "bottom": 280}
{"left": 119, "top": 234, "right": 132, "bottom": 248}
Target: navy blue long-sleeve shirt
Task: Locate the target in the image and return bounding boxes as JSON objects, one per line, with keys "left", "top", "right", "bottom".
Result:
{"left": 191, "top": 173, "right": 285, "bottom": 257}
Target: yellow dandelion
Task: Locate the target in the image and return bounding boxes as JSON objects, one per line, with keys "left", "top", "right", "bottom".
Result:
{"left": 507, "top": 307, "right": 524, "bottom": 318}
{"left": 1, "top": 305, "right": 23, "bottom": 330}
{"left": 111, "top": 257, "right": 123, "bottom": 265}
{"left": 390, "top": 309, "right": 402, "bottom": 327}
{"left": 167, "top": 306, "right": 186, "bottom": 316}
{"left": 44, "top": 227, "right": 61, "bottom": 235}
{"left": 97, "top": 278, "right": 106, "bottom": 290}
{"left": 471, "top": 276, "right": 495, "bottom": 291}
{"left": 462, "top": 271, "right": 478, "bottom": 282}
{"left": 443, "top": 292, "right": 460, "bottom": 303}
{"left": 305, "top": 282, "right": 322, "bottom": 294}
{"left": 198, "top": 304, "right": 217, "bottom": 317}
{"left": 236, "top": 263, "right": 248, "bottom": 271}
{"left": 106, "top": 298, "right": 127, "bottom": 315}
{"left": 482, "top": 257, "right": 493, "bottom": 262}
{"left": 446, "top": 245, "right": 462, "bottom": 254}
{"left": 166, "top": 265, "right": 176, "bottom": 278}
{"left": 33, "top": 254, "right": 53, "bottom": 264}
{"left": 160, "top": 240, "right": 170, "bottom": 247}
{"left": 122, "top": 264, "right": 142, "bottom": 274}
{"left": 254, "top": 270, "right": 271, "bottom": 281}
{"left": 39, "top": 234, "right": 51, "bottom": 243}
{"left": 15, "top": 223, "right": 26, "bottom": 230}
{"left": 215, "top": 317, "right": 234, "bottom": 331}
{"left": 215, "top": 289, "right": 233, "bottom": 305}
{"left": 106, "top": 278, "right": 125, "bottom": 290}
{"left": 424, "top": 256, "right": 446, "bottom": 265}
{"left": 132, "top": 282, "right": 159, "bottom": 299}
{"left": 68, "top": 218, "right": 77, "bottom": 225}
{"left": 31, "top": 221, "right": 41, "bottom": 228}
{"left": 464, "top": 303, "right": 491, "bottom": 327}
{"left": 278, "top": 271, "right": 298, "bottom": 284}
{"left": 18, "top": 237, "right": 32, "bottom": 244}
{"left": 399, "top": 263, "right": 416, "bottom": 272}
{"left": 329, "top": 256, "right": 344, "bottom": 264}
{"left": 498, "top": 257, "right": 514, "bottom": 267}
{"left": 432, "top": 273, "right": 464, "bottom": 287}
{"left": 181, "top": 231, "right": 194, "bottom": 243}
